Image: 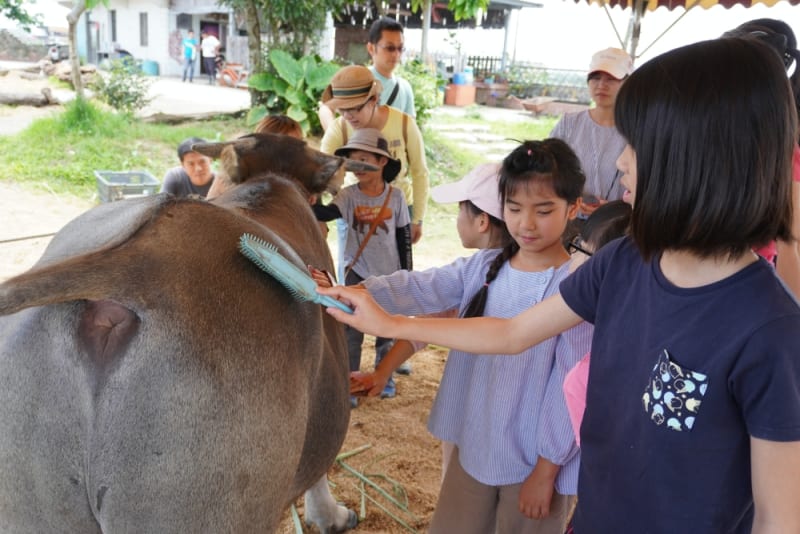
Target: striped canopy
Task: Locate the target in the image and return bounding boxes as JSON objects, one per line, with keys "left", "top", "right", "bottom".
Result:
{"left": 583, "top": 0, "right": 797, "bottom": 8}
{"left": 576, "top": 0, "right": 800, "bottom": 57}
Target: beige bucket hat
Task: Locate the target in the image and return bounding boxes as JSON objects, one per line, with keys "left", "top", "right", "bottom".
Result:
{"left": 321, "top": 65, "right": 383, "bottom": 110}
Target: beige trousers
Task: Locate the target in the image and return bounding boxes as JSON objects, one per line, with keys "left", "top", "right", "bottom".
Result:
{"left": 429, "top": 447, "right": 574, "bottom": 534}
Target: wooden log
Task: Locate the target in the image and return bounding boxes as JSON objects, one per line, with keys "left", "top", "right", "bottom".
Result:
{"left": 18, "top": 71, "right": 45, "bottom": 81}
{"left": 0, "top": 87, "right": 57, "bottom": 107}
{"left": 141, "top": 110, "right": 245, "bottom": 124}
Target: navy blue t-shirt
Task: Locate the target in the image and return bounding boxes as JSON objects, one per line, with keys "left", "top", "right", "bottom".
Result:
{"left": 560, "top": 237, "right": 800, "bottom": 533}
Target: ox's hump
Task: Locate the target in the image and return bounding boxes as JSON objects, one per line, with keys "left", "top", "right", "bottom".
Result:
{"left": 38, "top": 194, "right": 177, "bottom": 268}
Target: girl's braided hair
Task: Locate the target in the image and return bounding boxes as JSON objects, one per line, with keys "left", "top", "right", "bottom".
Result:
{"left": 461, "top": 139, "right": 585, "bottom": 318}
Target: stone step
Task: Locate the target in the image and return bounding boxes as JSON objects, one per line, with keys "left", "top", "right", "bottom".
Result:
{"left": 427, "top": 122, "right": 491, "bottom": 133}
{"left": 437, "top": 131, "right": 508, "bottom": 143}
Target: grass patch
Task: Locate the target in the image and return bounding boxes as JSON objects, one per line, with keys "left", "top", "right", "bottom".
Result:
{"left": 0, "top": 99, "right": 248, "bottom": 200}
{"left": 0, "top": 101, "right": 558, "bottom": 218}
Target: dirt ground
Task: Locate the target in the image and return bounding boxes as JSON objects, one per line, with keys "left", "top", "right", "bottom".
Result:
{"left": 0, "top": 181, "right": 445, "bottom": 533}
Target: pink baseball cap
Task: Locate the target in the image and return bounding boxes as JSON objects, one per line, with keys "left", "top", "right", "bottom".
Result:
{"left": 588, "top": 47, "right": 633, "bottom": 80}
{"left": 431, "top": 162, "right": 503, "bottom": 220}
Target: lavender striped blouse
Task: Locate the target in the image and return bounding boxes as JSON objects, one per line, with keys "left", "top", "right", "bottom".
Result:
{"left": 363, "top": 249, "right": 593, "bottom": 494}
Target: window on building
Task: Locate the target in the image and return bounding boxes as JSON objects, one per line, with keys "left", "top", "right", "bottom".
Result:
{"left": 177, "top": 13, "right": 191, "bottom": 30}
{"left": 110, "top": 10, "right": 117, "bottom": 42}
{"left": 139, "top": 12, "right": 148, "bottom": 47}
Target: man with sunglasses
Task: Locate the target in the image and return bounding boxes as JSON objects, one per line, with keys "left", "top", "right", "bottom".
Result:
{"left": 366, "top": 17, "right": 416, "bottom": 118}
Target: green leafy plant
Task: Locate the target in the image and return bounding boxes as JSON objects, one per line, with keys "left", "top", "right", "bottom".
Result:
{"left": 246, "top": 49, "right": 339, "bottom": 135}
{"left": 93, "top": 59, "right": 153, "bottom": 116}
{"left": 396, "top": 59, "right": 443, "bottom": 128}
{"left": 0, "top": 0, "right": 40, "bottom": 29}
{"left": 409, "top": 0, "right": 489, "bottom": 22}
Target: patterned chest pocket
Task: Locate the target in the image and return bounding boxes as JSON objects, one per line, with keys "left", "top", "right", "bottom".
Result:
{"left": 642, "top": 350, "right": 708, "bottom": 431}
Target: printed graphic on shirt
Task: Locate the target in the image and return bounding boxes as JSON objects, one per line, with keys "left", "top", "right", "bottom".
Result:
{"left": 642, "top": 349, "right": 708, "bottom": 431}
{"left": 353, "top": 204, "right": 393, "bottom": 234}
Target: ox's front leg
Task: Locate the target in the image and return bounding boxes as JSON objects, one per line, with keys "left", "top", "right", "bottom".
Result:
{"left": 303, "top": 475, "right": 357, "bottom": 533}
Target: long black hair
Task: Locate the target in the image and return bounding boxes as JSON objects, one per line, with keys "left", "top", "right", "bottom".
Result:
{"left": 616, "top": 38, "right": 795, "bottom": 261}
{"left": 461, "top": 139, "right": 585, "bottom": 318}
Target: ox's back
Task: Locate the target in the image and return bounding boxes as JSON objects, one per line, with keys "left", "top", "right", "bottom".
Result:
{"left": 0, "top": 179, "right": 349, "bottom": 532}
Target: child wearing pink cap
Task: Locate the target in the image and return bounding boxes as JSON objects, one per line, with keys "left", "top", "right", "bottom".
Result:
{"left": 344, "top": 140, "right": 593, "bottom": 533}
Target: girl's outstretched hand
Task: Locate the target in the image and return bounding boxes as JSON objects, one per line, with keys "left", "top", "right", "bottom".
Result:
{"left": 317, "top": 285, "right": 397, "bottom": 338}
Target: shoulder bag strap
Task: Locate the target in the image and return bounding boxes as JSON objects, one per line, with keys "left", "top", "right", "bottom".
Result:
{"left": 344, "top": 187, "right": 393, "bottom": 279}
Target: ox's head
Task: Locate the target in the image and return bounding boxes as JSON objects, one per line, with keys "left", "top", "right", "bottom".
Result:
{"left": 192, "top": 133, "right": 377, "bottom": 197}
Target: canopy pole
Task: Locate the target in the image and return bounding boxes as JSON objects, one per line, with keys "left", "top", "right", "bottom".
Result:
{"left": 635, "top": 3, "right": 698, "bottom": 58}
{"left": 502, "top": 8, "right": 511, "bottom": 70}
{"left": 602, "top": 3, "right": 626, "bottom": 50}
{"left": 625, "top": 0, "right": 646, "bottom": 58}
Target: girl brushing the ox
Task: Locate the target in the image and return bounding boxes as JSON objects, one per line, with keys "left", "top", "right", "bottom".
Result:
{"left": 337, "top": 139, "right": 593, "bottom": 533}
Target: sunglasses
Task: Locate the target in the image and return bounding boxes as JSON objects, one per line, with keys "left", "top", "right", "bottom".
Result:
{"left": 338, "top": 98, "right": 372, "bottom": 116}
{"left": 567, "top": 236, "right": 593, "bottom": 257}
{"left": 377, "top": 44, "right": 405, "bottom": 54}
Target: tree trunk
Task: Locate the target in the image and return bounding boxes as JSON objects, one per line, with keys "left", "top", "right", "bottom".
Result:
{"left": 66, "top": 0, "right": 87, "bottom": 98}
{"left": 243, "top": 0, "right": 262, "bottom": 107}
{"left": 421, "top": 0, "right": 431, "bottom": 60}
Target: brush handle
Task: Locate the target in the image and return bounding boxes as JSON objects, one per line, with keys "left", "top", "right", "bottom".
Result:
{"left": 316, "top": 294, "right": 353, "bottom": 314}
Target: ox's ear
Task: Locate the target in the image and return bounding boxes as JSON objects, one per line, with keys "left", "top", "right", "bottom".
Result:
{"left": 193, "top": 138, "right": 260, "bottom": 185}
{"left": 311, "top": 154, "right": 346, "bottom": 194}
{"left": 220, "top": 145, "right": 247, "bottom": 184}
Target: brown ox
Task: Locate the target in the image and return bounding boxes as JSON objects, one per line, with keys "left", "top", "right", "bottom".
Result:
{"left": 0, "top": 133, "right": 373, "bottom": 533}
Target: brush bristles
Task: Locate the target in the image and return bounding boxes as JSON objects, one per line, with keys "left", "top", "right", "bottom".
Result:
{"left": 239, "top": 233, "right": 310, "bottom": 303}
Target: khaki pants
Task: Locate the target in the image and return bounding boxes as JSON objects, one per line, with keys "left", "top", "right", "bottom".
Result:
{"left": 429, "top": 447, "right": 575, "bottom": 534}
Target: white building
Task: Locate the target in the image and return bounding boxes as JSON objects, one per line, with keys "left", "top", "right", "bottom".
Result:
{"left": 67, "top": 0, "right": 246, "bottom": 77}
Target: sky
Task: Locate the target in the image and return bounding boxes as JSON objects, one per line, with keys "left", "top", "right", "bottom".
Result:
{"left": 406, "top": 0, "right": 800, "bottom": 70}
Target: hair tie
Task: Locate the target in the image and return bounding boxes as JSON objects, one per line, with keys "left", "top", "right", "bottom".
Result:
{"left": 483, "top": 282, "right": 490, "bottom": 288}
{"left": 527, "top": 149, "right": 532, "bottom": 156}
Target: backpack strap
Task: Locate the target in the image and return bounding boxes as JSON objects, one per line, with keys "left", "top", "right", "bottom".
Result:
{"left": 339, "top": 116, "right": 348, "bottom": 146}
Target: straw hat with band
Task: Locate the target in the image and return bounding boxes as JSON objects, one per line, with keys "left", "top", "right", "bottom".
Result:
{"left": 334, "top": 128, "right": 401, "bottom": 183}
{"left": 322, "top": 65, "right": 383, "bottom": 111}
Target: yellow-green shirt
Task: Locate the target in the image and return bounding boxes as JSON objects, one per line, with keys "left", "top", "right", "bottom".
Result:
{"left": 320, "top": 107, "right": 429, "bottom": 224}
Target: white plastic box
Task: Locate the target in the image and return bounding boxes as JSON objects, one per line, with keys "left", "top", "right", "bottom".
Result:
{"left": 94, "top": 170, "right": 160, "bottom": 203}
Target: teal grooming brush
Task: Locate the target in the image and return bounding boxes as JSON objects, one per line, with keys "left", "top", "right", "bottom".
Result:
{"left": 239, "top": 233, "right": 353, "bottom": 314}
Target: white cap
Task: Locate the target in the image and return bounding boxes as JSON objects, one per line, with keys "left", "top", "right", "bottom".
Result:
{"left": 431, "top": 162, "right": 503, "bottom": 220}
{"left": 588, "top": 48, "right": 634, "bottom": 80}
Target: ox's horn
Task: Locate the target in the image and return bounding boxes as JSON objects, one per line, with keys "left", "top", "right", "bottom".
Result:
{"left": 190, "top": 141, "right": 225, "bottom": 159}
{"left": 342, "top": 159, "right": 380, "bottom": 173}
